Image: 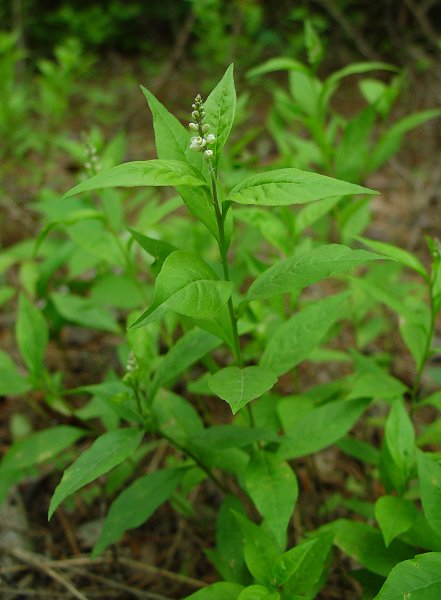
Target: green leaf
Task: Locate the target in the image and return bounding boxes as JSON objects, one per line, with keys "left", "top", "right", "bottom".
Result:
{"left": 93, "top": 467, "right": 184, "bottom": 557}
{"left": 191, "top": 425, "right": 277, "bottom": 452}
{"left": 208, "top": 366, "right": 277, "bottom": 414}
{"left": 245, "top": 450, "right": 297, "bottom": 547}
{"left": 204, "top": 64, "right": 236, "bottom": 169}
{"left": 403, "top": 513, "right": 441, "bottom": 552}
{"left": 233, "top": 511, "right": 281, "bottom": 586}
{"left": 334, "top": 106, "right": 376, "bottom": 183}
{"left": 129, "top": 227, "right": 177, "bottom": 274}
{"left": 63, "top": 160, "right": 206, "bottom": 199}
{"left": 51, "top": 292, "right": 120, "bottom": 333}
{"left": 141, "top": 86, "right": 189, "bottom": 162}
{"left": 16, "top": 293, "right": 48, "bottom": 379}
{"left": 185, "top": 582, "right": 244, "bottom": 600}
{"left": 352, "top": 277, "right": 417, "bottom": 323}
{"left": 151, "top": 328, "right": 221, "bottom": 398}
{"left": 213, "top": 495, "right": 248, "bottom": 583}
{"left": 153, "top": 390, "right": 204, "bottom": 447}
{"left": 374, "top": 552, "right": 441, "bottom": 599}
{"left": 1, "top": 426, "right": 86, "bottom": 471}
{"left": 357, "top": 237, "right": 427, "bottom": 279}
{"left": 400, "top": 317, "right": 428, "bottom": 372}
{"left": 337, "top": 436, "right": 379, "bottom": 466}
{"left": 347, "top": 371, "right": 407, "bottom": 401}
{"left": 304, "top": 19, "right": 324, "bottom": 67}
{"left": 321, "top": 62, "right": 397, "bottom": 111}
{"left": 417, "top": 451, "right": 441, "bottom": 537}
{"left": 238, "top": 586, "right": 280, "bottom": 600}
{"left": 229, "top": 168, "right": 376, "bottom": 207}
{"left": 90, "top": 274, "right": 145, "bottom": 310}
{"left": 375, "top": 496, "right": 417, "bottom": 548}
{"left": 368, "top": 109, "right": 441, "bottom": 173}
{"left": 272, "top": 533, "right": 334, "bottom": 596}
{"left": 247, "top": 244, "right": 385, "bottom": 301}
{"left": 331, "top": 519, "right": 414, "bottom": 576}
{"left": 279, "top": 398, "right": 369, "bottom": 460}
{"left": 0, "top": 350, "right": 31, "bottom": 395}
{"left": 261, "top": 293, "right": 348, "bottom": 377}
{"left": 294, "top": 195, "right": 343, "bottom": 236}
{"left": 380, "top": 399, "right": 415, "bottom": 495}
{"left": 130, "top": 251, "right": 232, "bottom": 328}
{"left": 49, "top": 428, "right": 144, "bottom": 519}
{"left": 289, "top": 70, "right": 322, "bottom": 117}
{"left": 247, "top": 57, "right": 309, "bottom": 79}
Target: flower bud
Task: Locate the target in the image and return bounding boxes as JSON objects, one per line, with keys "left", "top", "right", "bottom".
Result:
{"left": 202, "top": 124, "right": 210, "bottom": 132}
{"left": 189, "top": 122, "right": 198, "bottom": 131}
{"left": 206, "top": 133, "right": 216, "bottom": 144}
{"left": 204, "top": 149, "right": 213, "bottom": 160}
{"left": 192, "top": 110, "right": 199, "bottom": 119}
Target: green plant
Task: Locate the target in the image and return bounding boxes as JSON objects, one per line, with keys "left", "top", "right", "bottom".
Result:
{"left": 247, "top": 25, "right": 441, "bottom": 245}
{"left": 2, "top": 64, "right": 441, "bottom": 599}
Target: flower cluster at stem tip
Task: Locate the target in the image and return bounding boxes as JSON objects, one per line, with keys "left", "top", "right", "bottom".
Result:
{"left": 189, "top": 93, "right": 215, "bottom": 160}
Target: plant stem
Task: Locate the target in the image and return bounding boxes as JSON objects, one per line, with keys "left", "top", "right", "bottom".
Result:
{"left": 161, "top": 430, "right": 229, "bottom": 494}
{"left": 208, "top": 162, "right": 243, "bottom": 367}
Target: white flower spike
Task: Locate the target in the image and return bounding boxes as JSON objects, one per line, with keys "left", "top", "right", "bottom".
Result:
{"left": 188, "top": 94, "right": 215, "bottom": 160}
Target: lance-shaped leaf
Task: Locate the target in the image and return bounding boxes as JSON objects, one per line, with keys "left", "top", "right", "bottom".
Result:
{"left": 204, "top": 64, "right": 236, "bottom": 170}
{"left": 233, "top": 511, "right": 280, "bottom": 586}
{"left": 368, "top": 108, "right": 441, "bottom": 174}
{"left": 417, "top": 450, "right": 441, "bottom": 537}
{"left": 63, "top": 160, "right": 206, "bottom": 199}
{"left": 208, "top": 366, "right": 277, "bottom": 414}
{"left": 1, "top": 426, "right": 86, "bottom": 472}
{"left": 130, "top": 251, "right": 233, "bottom": 329}
{"left": 16, "top": 293, "right": 48, "bottom": 380}
{"left": 49, "top": 428, "right": 144, "bottom": 519}
{"left": 0, "top": 350, "right": 31, "bottom": 396}
{"left": 261, "top": 293, "right": 348, "bottom": 376}
{"left": 321, "top": 62, "right": 397, "bottom": 111}
{"left": 141, "top": 86, "right": 189, "bottom": 162}
{"left": 331, "top": 519, "right": 414, "bottom": 577}
{"left": 374, "top": 552, "right": 441, "bottom": 600}
{"left": 228, "top": 168, "right": 376, "bottom": 207}
{"left": 150, "top": 328, "right": 221, "bottom": 398}
{"left": 247, "top": 244, "right": 385, "bottom": 301}
{"left": 245, "top": 450, "right": 298, "bottom": 547}
{"left": 93, "top": 467, "right": 184, "bottom": 557}
{"left": 272, "top": 533, "right": 334, "bottom": 596}
{"left": 278, "top": 398, "right": 370, "bottom": 460}
{"left": 357, "top": 236, "right": 428, "bottom": 279}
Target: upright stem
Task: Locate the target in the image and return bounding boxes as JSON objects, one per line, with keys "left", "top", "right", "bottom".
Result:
{"left": 208, "top": 163, "right": 256, "bottom": 429}
{"left": 208, "top": 162, "right": 243, "bottom": 368}
{"left": 161, "top": 430, "right": 229, "bottom": 494}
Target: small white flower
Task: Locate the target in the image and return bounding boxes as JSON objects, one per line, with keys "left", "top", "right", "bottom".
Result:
{"left": 204, "top": 149, "right": 213, "bottom": 160}
{"left": 189, "top": 122, "right": 198, "bottom": 131}
{"left": 206, "top": 133, "right": 216, "bottom": 145}
{"left": 189, "top": 136, "right": 207, "bottom": 151}
{"left": 191, "top": 110, "right": 199, "bottom": 119}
